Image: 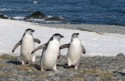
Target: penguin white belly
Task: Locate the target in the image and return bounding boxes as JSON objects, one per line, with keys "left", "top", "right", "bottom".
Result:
{"left": 42, "top": 40, "right": 59, "bottom": 68}
{"left": 21, "top": 35, "right": 34, "bottom": 61}
{"left": 67, "top": 39, "right": 82, "bottom": 65}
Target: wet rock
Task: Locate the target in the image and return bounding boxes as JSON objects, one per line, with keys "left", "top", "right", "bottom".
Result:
{"left": 46, "top": 17, "right": 64, "bottom": 21}
{"left": 116, "top": 53, "right": 125, "bottom": 58}
{"left": 25, "top": 11, "right": 47, "bottom": 20}
{"left": 0, "top": 14, "right": 9, "bottom": 19}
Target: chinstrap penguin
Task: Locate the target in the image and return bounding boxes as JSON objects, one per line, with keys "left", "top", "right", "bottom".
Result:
{"left": 60, "top": 33, "right": 86, "bottom": 69}
{"left": 12, "top": 28, "right": 41, "bottom": 65}
{"left": 32, "top": 33, "right": 64, "bottom": 71}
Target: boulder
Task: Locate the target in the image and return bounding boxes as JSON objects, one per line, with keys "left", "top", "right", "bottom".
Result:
{"left": 0, "top": 14, "right": 9, "bottom": 19}
{"left": 25, "top": 11, "right": 47, "bottom": 19}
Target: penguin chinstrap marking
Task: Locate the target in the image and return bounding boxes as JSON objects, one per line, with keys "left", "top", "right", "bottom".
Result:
{"left": 60, "top": 33, "right": 86, "bottom": 69}
{"left": 12, "top": 28, "right": 41, "bottom": 65}
{"left": 32, "top": 33, "right": 64, "bottom": 71}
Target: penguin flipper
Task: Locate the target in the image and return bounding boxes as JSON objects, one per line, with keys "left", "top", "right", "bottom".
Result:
{"left": 34, "top": 38, "right": 41, "bottom": 44}
{"left": 32, "top": 44, "right": 46, "bottom": 54}
{"left": 60, "top": 44, "right": 70, "bottom": 49}
{"left": 58, "top": 51, "right": 61, "bottom": 59}
{"left": 12, "top": 40, "right": 22, "bottom": 53}
{"left": 82, "top": 45, "right": 86, "bottom": 54}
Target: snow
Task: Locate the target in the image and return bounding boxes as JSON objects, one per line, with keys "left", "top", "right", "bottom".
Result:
{"left": 0, "top": 19, "right": 125, "bottom": 56}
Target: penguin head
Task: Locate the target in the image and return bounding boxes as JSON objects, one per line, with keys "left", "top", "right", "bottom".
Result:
{"left": 25, "top": 28, "right": 35, "bottom": 35}
{"left": 72, "top": 33, "right": 79, "bottom": 38}
{"left": 52, "top": 33, "right": 64, "bottom": 40}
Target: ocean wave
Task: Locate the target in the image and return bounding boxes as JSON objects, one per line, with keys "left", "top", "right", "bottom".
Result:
{"left": 13, "top": 16, "right": 25, "bottom": 20}
{"left": 33, "top": 1, "right": 38, "bottom": 4}
{"left": 47, "top": 15, "right": 53, "bottom": 18}
{"left": 44, "top": 21, "right": 62, "bottom": 24}
{"left": 25, "top": 18, "right": 64, "bottom": 24}
{"left": 0, "top": 8, "right": 34, "bottom": 12}
{"left": 0, "top": 8, "right": 13, "bottom": 11}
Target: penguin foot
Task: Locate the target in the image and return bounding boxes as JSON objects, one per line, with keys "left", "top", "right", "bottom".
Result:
{"left": 41, "top": 68, "right": 44, "bottom": 71}
{"left": 21, "top": 60, "right": 25, "bottom": 65}
{"left": 74, "top": 66, "right": 78, "bottom": 70}
{"left": 69, "top": 65, "right": 78, "bottom": 69}
{"left": 53, "top": 68, "right": 58, "bottom": 71}
{"left": 22, "top": 61, "right": 30, "bottom": 65}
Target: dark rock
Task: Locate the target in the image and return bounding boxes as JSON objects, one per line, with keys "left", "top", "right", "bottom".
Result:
{"left": 46, "top": 16, "right": 64, "bottom": 21}
{"left": 116, "top": 53, "right": 125, "bottom": 58}
{"left": 114, "top": 69, "right": 125, "bottom": 76}
{"left": 0, "top": 14, "right": 9, "bottom": 19}
{"left": 25, "top": 11, "right": 47, "bottom": 20}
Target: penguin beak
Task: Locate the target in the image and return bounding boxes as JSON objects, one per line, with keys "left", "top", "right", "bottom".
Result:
{"left": 60, "top": 35, "right": 64, "bottom": 38}
{"left": 76, "top": 33, "right": 79, "bottom": 35}
{"left": 32, "top": 30, "right": 35, "bottom": 32}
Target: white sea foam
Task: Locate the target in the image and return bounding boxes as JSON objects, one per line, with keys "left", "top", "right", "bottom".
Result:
{"left": 45, "top": 21, "right": 62, "bottom": 24}
{"left": 47, "top": 15, "right": 53, "bottom": 18}
{"left": 33, "top": 1, "right": 38, "bottom": 4}
{"left": 26, "top": 18, "right": 63, "bottom": 24}
{"left": 0, "top": 8, "right": 12, "bottom": 11}
{"left": 13, "top": 16, "right": 25, "bottom": 20}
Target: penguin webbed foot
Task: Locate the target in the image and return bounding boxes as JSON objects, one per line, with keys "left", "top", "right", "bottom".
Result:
{"left": 40, "top": 68, "right": 51, "bottom": 72}
{"left": 69, "top": 65, "right": 78, "bottom": 69}
{"left": 63, "top": 63, "right": 71, "bottom": 68}
{"left": 64, "top": 64, "right": 78, "bottom": 69}
{"left": 21, "top": 60, "right": 29, "bottom": 65}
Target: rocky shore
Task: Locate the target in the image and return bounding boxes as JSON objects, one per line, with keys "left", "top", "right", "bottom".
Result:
{"left": 0, "top": 11, "right": 65, "bottom": 23}
{"left": 41, "top": 24, "right": 125, "bottom": 34}
{"left": 0, "top": 54, "right": 125, "bottom": 81}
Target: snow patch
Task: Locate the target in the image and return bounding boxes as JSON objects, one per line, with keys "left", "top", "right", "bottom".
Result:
{"left": 0, "top": 19, "right": 125, "bottom": 56}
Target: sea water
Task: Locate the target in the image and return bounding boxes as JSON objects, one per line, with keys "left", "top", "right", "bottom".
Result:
{"left": 0, "top": 0, "right": 125, "bottom": 25}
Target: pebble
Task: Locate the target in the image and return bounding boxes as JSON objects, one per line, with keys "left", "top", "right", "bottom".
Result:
{"left": 0, "top": 54, "right": 125, "bottom": 81}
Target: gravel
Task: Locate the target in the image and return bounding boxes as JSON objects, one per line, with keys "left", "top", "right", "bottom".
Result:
{"left": 41, "top": 24, "right": 125, "bottom": 34}
{"left": 0, "top": 53, "right": 125, "bottom": 81}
